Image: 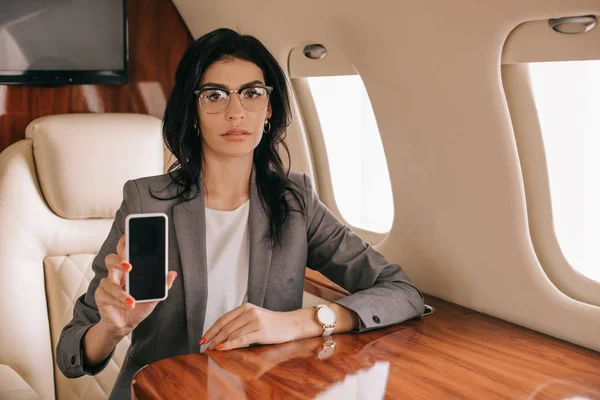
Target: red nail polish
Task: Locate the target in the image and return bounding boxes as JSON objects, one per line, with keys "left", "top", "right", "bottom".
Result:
{"left": 199, "top": 337, "right": 207, "bottom": 345}
{"left": 125, "top": 297, "right": 135, "bottom": 307}
{"left": 121, "top": 263, "right": 132, "bottom": 272}
{"left": 215, "top": 344, "right": 224, "bottom": 351}
{"left": 204, "top": 348, "right": 211, "bottom": 353}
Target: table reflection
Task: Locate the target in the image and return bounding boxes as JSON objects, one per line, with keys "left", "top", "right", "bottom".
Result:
{"left": 200, "top": 336, "right": 392, "bottom": 400}
{"left": 526, "top": 379, "right": 600, "bottom": 400}
{"left": 314, "top": 361, "right": 390, "bottom": 400}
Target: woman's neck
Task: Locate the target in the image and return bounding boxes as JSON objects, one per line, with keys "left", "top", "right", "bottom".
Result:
{"left": 201, "top": 154, "right": 252, "bottom": 211}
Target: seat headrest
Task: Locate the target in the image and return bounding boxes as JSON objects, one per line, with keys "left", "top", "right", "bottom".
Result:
{"left": 25, "top": 114, "right": 165, "bottom": 219}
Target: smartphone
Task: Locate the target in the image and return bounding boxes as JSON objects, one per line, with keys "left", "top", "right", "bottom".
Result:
{"left": 125, "top": 213, "right": 169, "bottom": 303}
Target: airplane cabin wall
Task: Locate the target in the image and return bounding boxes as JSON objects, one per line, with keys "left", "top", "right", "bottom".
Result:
{"left": 172, "top": 0, "right": 600, "bottom": 351}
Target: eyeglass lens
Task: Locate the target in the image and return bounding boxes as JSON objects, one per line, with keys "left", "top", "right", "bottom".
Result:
{"left": 199, "top": 87, "right": 269, "bottom": 113}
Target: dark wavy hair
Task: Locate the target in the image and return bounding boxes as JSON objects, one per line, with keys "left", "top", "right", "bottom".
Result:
{"left": 155, "top": 28, "right": 305, "bottom": 247}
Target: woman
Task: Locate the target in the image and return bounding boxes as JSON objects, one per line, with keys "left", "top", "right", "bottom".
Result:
{"left": 57, "top": 28, "right": 425, "bottom": 399}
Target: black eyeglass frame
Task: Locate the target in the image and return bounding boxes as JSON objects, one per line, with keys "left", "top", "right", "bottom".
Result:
{"left": 193, "top": 85, "right": 274, "bottom": 113}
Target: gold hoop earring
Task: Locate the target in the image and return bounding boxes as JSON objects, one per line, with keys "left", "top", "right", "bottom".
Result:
{"left": 264, "top": 119, "right": 271, "bottom": 134}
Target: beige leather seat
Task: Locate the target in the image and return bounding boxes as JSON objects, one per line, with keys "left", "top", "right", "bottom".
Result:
{"left": 0, "top": 364, "right": 39, "bottom": 400}
{"left": 0, "top": 114, "right": 165, "bottom": 400}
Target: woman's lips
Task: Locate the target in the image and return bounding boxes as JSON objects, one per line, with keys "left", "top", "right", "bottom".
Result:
{"left": 221, "top": 128, "right": 250, "bottom": 142}
{"left": 221, "top": 128, "right": 250, "bottom": 136}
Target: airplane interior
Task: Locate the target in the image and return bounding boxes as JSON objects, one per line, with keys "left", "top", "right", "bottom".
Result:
{"left": 0, "top": 0, "right": 599, "bottom": 399}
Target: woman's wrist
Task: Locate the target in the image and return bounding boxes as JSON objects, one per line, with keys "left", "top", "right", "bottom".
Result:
{"left": 328, "top": 303, "right": 359, "bottom": 333}
{"left": 96, "top": 319, "right": 129, "bottom": 346}
{"left": 83, "top": 321, "right": 124, "bottom": 368}
{"left": 291, "top": 308, "right": 323, "bottom": 340}
{"left": 291, "top": 303, "right": 359, "bottom": 340}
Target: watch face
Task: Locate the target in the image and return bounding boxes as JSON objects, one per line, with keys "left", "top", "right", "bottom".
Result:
{"left": 318, "top": 307, "right": 337, "bottom": 325}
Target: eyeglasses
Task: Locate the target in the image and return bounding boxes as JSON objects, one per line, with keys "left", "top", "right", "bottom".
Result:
{"left": 193, "top": 85, "right": 273, "bottom": 114}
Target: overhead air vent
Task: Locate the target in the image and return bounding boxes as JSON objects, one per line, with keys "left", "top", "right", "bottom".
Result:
{"left": 303, "top": 44, "right": 327, "bottom": 60}
{"left": 549, "top": 15, "right": 597, "bottom": 35}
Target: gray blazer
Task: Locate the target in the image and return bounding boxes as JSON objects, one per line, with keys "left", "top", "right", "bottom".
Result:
{"left": 56, "top": 168, "right": 424, "bottom": 399}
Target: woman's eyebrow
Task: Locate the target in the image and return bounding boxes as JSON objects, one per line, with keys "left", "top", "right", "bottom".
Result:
{"left": 199, "top": 80, "right": 265, "bottom": 89}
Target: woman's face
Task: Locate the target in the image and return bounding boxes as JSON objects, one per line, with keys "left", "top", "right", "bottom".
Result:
{"left": 197, "top": 57, "right": 272, "bottom": 160}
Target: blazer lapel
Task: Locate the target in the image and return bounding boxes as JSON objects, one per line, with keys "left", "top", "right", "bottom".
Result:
{"left": 173, "top": 184, "right": 207, "bottom": 354}
{"left": 172, "top": 165, "right": 273, "bottom": 354}
{"left": 247, "top": 167, "right": 273, "bottom": 308}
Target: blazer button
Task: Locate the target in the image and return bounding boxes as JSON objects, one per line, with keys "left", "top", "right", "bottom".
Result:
{"left": 373, "top": 316, "right": 380, "bottom": 324}
{"left": 71, "top": 356, "right": 76, "bottom": 365}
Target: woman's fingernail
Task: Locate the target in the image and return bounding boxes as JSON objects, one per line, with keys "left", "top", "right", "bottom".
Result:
{"left": 125, "top": 297, "right": 135, "bottom": 307}
{"left": 215, "top": 344, "right": 224, "bottom": 351}
{"left": 121, "top": 263, "right": 132, "bottom": 272}
{"left": 204, "top": 348, "right": 211, "bottom": 353}
{"left": 199, "top": 337, "right": 207, "bottom": 345}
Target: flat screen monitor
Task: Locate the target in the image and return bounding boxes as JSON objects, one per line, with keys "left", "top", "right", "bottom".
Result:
{"left": 0, "top": 0, "right": 128, "bottom": 85}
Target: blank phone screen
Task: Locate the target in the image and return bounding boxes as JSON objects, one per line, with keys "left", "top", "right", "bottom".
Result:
{"left": 128, "top": 216, "right": 166, "bottom": 300}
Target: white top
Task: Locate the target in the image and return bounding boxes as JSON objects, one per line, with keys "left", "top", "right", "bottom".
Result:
{"left": 200, "top": 199, "right": 250, "bottom": 352}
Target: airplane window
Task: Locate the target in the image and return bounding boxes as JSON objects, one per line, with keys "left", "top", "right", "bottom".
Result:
{"left": 306, "top": 75, "right": 394, "bottom": 233}
{"left": 528, "top": 60, "right": 600, "bottom": 283}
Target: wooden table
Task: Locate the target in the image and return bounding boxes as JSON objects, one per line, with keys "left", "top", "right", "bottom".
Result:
{"left": 132, "top": 296, "right": 600, "bottom": 399}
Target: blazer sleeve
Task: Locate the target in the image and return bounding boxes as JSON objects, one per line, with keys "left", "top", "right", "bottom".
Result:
{"left": 56, "top": 180, "right": 141, "bottom": 378}
{"left": 303, "top": 173, "right": 425, "bottom": 332}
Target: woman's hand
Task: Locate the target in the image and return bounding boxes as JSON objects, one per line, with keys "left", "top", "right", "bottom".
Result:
{"left": 96, "top": 234, "right": 178, "bottom": 340}
{"left": 201, "top": 303, "right": 322, "bottom": 351}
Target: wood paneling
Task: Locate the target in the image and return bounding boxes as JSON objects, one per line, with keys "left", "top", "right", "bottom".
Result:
{"left": 0, "top": 0, "right": 193, "bottom": 153}
{"left": 132, "top": 296, "right": 600, "bottom": 400}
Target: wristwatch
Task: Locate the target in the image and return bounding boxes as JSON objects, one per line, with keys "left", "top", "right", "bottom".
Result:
{"left": 314, "top": 304, "right": 337, "bottom": 337}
